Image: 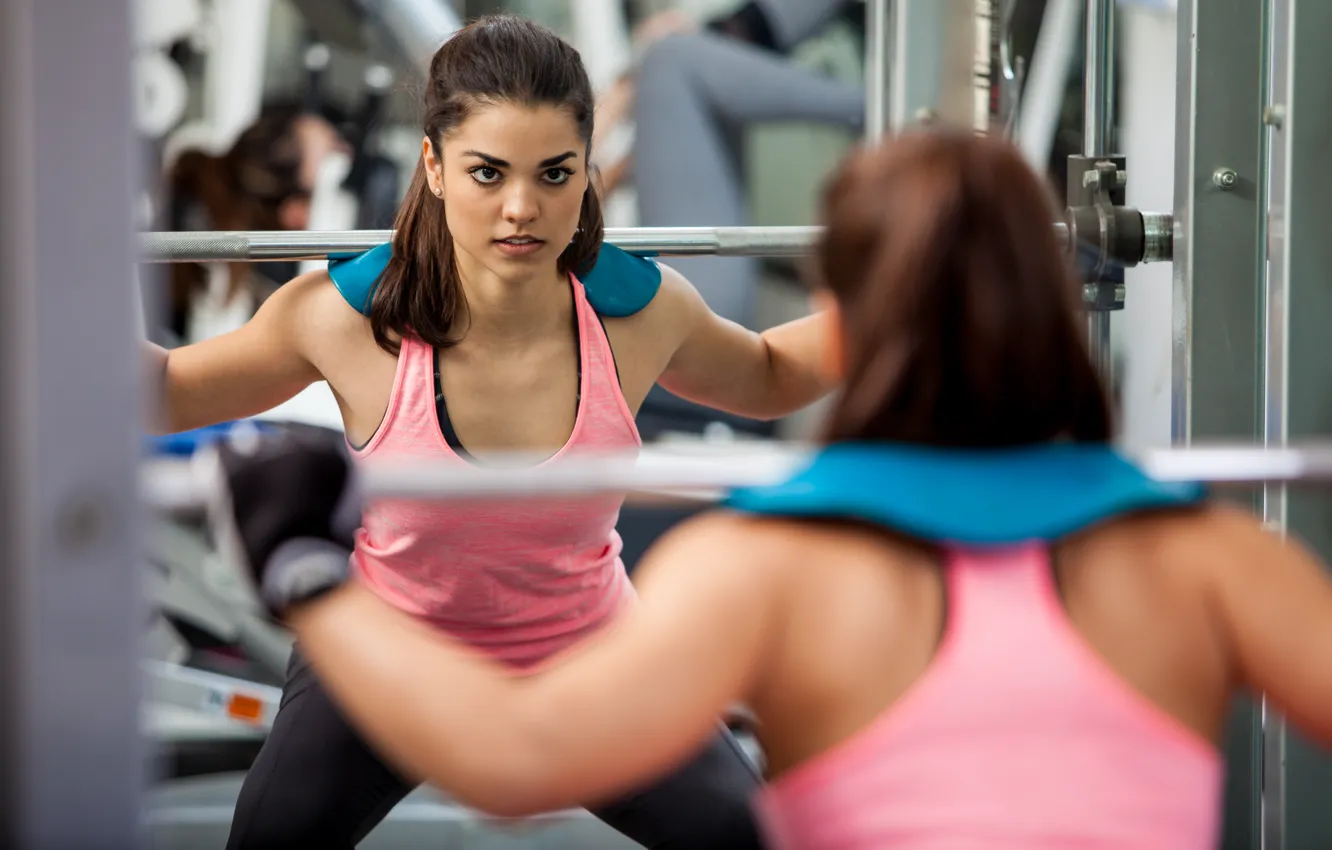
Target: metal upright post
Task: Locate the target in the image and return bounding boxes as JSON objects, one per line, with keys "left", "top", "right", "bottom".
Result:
{"left": 885, "top": 0, "right": 982, "bottom": 133}
{"left": 1083, "top": 0, "right": 1115, "bottom": 382}
{"left": 1260, "top": 0, "right": 1291, "bottom": 845}
{"left": 1082, "top": 0, "right": 1114, "bottom": 154}
{"left": 0, "top": 0, "right": 144, "bottom": 847}
{"left": 1017, "top": 0, "right": 1081, "bottom": 169}
{"left": 865, "top": 0, "right": 892, "bottom": 142}
{"left": 1173, "top": 0, "right": 1277, "bottom": 845}
{"left": 1264, "top": 0, "right": 1332, "bottom": 846}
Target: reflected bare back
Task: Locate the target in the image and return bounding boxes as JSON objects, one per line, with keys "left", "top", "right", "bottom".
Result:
{"left": 746, "top": 505, "right": 1329, "bottom": 776}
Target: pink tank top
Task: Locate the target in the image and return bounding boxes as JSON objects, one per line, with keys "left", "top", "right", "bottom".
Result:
{"left": 756, "top": 543, "right": 1223, "bottom": 850}
{"left": 349, "top": 275, "right": 641, "bottom": 668}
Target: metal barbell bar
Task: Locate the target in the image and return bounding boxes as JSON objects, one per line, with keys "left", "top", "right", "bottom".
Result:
{"left": 142, "top": 441, "right": 1332, "bottom": 514}
{"left": 138, "top": 227, "right": 821, "bottom": 263}
{"left": 136, "top": 219, "right": 1175, "bottom": 264}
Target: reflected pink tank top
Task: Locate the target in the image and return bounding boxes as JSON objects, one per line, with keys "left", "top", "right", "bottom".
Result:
{"left": 349, "top": 276, "right": 640, "bottom": 668}
{"left": 756, "top": 543, "right": 1223, "bottom": 850}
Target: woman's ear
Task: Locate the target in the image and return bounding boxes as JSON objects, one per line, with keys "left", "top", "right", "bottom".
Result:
{"left": 422, "top": 137, "right": 444, "bottom": 196}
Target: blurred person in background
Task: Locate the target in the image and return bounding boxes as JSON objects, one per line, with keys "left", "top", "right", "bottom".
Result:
{"left": 162, "top": 101, "right": 349, "bottom": 343}
{"left": 594, "top": 0, "right": 862, "bottom": 333}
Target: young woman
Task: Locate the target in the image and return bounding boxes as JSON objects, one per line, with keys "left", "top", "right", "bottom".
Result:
{"left": 145, "top": 12, "right": 833, "bottom": 850}
{"left": 211, "top": 128, "right": 1332, "bottom": 850}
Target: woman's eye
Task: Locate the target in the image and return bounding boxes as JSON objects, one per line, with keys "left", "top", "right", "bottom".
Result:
{"left": 470, "top": 166, "right": 501, "bottom": 183}
{"left": 544, "top": 168, "right": 572, "bottom": 185}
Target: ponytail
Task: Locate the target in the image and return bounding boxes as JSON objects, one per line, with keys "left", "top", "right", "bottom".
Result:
{"left": 562, "top": 167, "right": 605, "bottom": 278}
{"left": 370, "top": 162, "right": 462, "bottom": 355}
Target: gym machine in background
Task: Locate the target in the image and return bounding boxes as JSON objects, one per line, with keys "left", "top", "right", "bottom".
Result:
{"left": 862, "top": 0, "right": 1149, "bottom": 388}
{"left": 1180, "top": 0, "right": 1332, "bottom": 848}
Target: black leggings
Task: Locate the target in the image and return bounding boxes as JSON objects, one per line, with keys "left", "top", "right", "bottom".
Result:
{"left": 225, "top": 649, "right": 765, "bottom": 849}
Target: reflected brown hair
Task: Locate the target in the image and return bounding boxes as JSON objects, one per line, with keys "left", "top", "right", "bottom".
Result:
{"left": 816, "top": 129, "right": 1112, "bottom": 447}
{"left": 370, "top": 15, "right": 605, "bottom": 355}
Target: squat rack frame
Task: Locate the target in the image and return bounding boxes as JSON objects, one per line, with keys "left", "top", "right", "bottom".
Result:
{"left": 0, "top": 1, "right": 145, "bottom": 847}
{"left": 1174, "top": 0, "right": 1332, "bottom": 845}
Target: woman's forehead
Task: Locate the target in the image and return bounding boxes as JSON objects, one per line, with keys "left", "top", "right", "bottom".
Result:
{"left": 444, "top": 102, "right": 584, "bottom": 160}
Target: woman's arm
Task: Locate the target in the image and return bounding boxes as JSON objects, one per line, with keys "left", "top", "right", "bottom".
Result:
{"left": 648, "top": 265, "right": 837, "bottom": 420}
{"left": 142, "top": 340, "right": 171, "bottom": 433}
{"left": 147, "top": 272, "right": 331, "bottom": 435}
{"left": 287, "top": 512, "right": 779, "bottom": 816}
{"left": 1208, "top": 508, "right": 1332, "bottom": 745}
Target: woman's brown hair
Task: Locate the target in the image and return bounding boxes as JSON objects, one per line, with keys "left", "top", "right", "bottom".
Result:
{"left": 816, "top": 129, "right": 1112, "bottom": 447}
{"left": 369, "top": 14, "right": 605, "bottom": 355}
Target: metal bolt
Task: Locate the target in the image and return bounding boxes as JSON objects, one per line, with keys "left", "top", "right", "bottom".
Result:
{"left": 1213, "top": 167, "right": 1239, "bottom": 190}
{"left": 1082, "top": 283, "right": 1098, "bottom": 302}
{"left": 1082, "top": 170, "right": 1101, "bottom": 190}
{"left": 1262, "top": 104, "right": 1286, "bottom": 128}
{"left": 1115, "top": 170, "right": 1128, "bottom": 188}
{"left": 1114, "top": 284, "right": 1127, "bottom": 303}
{"left": 55, "top": 493, "right": 108, "bottom": 551}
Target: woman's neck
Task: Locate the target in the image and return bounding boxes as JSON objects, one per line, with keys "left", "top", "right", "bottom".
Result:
{"left": 455, "top": 259, "right": 571, "bottom": 344}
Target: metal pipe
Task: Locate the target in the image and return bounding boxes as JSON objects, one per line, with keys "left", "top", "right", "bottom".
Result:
{"left": 1083, "top": 0, "right": 1115, "bottom": 156}
{"left": 138, "top": 227, "right": 824, "bottom": 263}
{"left": 1017, "top": 0, "right": 1081, "bottom": 169}
{"left": 1260, "top": 0, "right": 1294, "bottom": 845}
{"left": 1086, "top": 312, "right": 1113, "bottom": 377}
{"left": 1083, "top": 0, "right": 1116, "bottom": 383}
{"left": 143, "top": 441, "right": 1332, "bottom": 513}
{"left": 1141, "top": 211, "right": 1174, "bottom": 263}
{"left": 864, "top": 0, "right": 892, "bottom": 141}
{"left": 137, "top": 221, "right": 1124, "bottom": 264}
